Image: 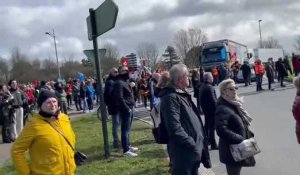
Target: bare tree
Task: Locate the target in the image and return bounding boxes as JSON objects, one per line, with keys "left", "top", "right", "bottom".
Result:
{"left": 185, "top": 46, "right": 202, "bottom": 68}
{"left": 136, "top": 42, "right": 160, "bottom": 69}
{"left": 262, "top": 36, "right": 281, "bottom": 48}
{"left": 0, "top": 57, "right": 9, "bottom": 82}
{"left": 32, "top": 59, "right": 41, "bottom": 70}
{"left": 101, "top": 43, "right": 120, "bottom": 75}
{"left": 295, "top": 35, "right": 300, "bottom": 51}
{"left": 173, "top": 27, "right": 208, "bottom": 67}
{"left": 103, "top": 43, "right": 120, "bottom": 59}
{"left": 9, "top": 48, "right": 37, "bottom": 82}
{"left": 10, "top": 47, "right": 27, "bottom": 65}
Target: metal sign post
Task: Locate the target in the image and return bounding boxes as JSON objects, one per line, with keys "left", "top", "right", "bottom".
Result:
{"left": 86, "top": 0, "right": 118, "bottom": 158}
{"left": 89, "top": 8, "right": 110, "bottom": 158}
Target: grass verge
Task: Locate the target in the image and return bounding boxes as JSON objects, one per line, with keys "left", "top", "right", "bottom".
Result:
{"left": 0, "top": 115, "right": 169, "bottom": 175}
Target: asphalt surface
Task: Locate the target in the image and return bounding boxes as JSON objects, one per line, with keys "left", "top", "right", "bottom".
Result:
{"left": 135, "top": 81, "right": 299, "bottom": 175}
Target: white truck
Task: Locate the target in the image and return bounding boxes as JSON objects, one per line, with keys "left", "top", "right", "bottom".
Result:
{"left": 248, "top": 48, "right": 284, "bottom": 63}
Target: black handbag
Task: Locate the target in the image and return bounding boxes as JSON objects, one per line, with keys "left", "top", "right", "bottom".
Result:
{"left": 44, "top": 120, "right": 87, "bottom": 166}
{"left": 74, "top": 151, "right": 87, "bottom": 166}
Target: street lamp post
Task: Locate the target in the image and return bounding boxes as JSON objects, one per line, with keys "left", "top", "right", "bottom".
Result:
{"left": 258, "top": 20, "right": 263, "bottom": 48}
{"left": 45, "top": 29, "right": 61, "bottom": 79}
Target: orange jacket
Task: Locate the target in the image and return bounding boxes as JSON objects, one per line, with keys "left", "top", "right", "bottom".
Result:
{"left": 254, "top": 62, "right": 265, "bottom": 75}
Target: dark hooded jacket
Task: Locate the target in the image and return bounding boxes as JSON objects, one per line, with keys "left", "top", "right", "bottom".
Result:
{"left": 160, "top": 84, "right": 211, "bottom": 169}
{"left": 104, "top": 75, "right": 118, "bottom": 115}
{"left": 198, "top": 81, "right": 217, "bottom": 116}
{"left": 114, "top": 74, "right": 135, "bottom": 114}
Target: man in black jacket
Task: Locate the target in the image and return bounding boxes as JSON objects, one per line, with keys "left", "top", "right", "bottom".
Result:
{"left": 114, "top": 66, "right": 138, "bottom": 157}
{"left": 240, "top": 61, "right": 251, "bottom": 86}
{"left": 276, "top": 58, "right": 288, "bottom": 87}
{"left": 199, "top": 72, "right": 218, "bottom": 150}
{"left": 265, "top": 59, "right": 275, "bottom": 90}
{"left": 160, "top": 63, "right": 211, "bottom": 175}
{"left": 104, "top": 67, "right": 120, "bottom": 148}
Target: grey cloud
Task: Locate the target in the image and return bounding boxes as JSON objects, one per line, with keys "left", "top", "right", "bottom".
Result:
{"left": 0, "top": 0, "right": 63, "bottom": 7}
{"left": 1, "top": 0, "right": 300, "bottom": 61}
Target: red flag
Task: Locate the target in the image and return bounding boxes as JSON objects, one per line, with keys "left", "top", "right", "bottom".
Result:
{"left": 121, "top": 57, "right": 128, "bottom": 66}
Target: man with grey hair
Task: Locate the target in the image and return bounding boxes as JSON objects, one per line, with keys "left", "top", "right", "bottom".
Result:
{"left": 160, "top": 63, "right": 211, "bottom": 175}
{"left": 198, "top": 72, "right": 218, "bottom": 150}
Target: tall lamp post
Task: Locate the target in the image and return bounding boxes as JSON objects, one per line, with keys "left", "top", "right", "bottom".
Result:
{"left": 258, "top": 20, "right": 263, "bottom": 48}
{"left": 45, "top": 29, "right": 61, "bottom": 79}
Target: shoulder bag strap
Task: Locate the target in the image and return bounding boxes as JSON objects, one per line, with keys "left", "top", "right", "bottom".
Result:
{"left": 44, "top": 120, "right": 75, "bottom": 151}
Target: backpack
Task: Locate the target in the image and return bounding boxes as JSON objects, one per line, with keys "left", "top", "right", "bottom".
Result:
{"left": 150, "top": 103, "right": 169, "bottom": 144}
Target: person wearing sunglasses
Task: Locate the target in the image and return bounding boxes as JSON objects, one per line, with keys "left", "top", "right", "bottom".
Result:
{"left": 114, "top": 66, "right": 138, "bottom": 157}
{"left": 215, "top": 79, "right": 255, "bottom": 175}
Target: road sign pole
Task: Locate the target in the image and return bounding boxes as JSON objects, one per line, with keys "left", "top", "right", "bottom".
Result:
{"left": 89, "top": 8, "right": 110, "bottom": 158}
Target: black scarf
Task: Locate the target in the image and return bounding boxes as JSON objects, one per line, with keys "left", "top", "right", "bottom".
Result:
{"left": 39, "top": 110, "right": 59, "bottom": 119}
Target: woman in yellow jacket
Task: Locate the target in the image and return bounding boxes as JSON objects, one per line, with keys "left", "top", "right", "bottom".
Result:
{"left": 11, "top": 90, "right": 76, "bottom": 175}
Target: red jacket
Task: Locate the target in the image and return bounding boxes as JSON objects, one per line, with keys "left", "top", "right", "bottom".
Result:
{"left": 292, "top": 90, "right": 300, "bottom": 144}
{"left": 66, "top": 84, "right": 73, "bottom": 96}
{"left": 254, "top": 62, "right": 265, "bottom": 75}
{"left": 25, "top": 89, "right": 35, "bottom": 104}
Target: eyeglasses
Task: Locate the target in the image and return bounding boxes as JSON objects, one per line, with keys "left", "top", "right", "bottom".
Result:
{"left": 227, "top": 86, "right": 238, "bottom": 91}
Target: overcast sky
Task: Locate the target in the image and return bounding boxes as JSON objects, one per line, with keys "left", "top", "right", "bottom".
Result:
{"left": 1, "top": 0, "right": 300, "bottom": 62}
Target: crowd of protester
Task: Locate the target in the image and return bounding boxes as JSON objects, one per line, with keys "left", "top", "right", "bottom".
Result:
{"left": 2, "top": 56, "right": 298, "bottom": 174}
{"left": 196, "top": 55, "right": 294, "bottom": 92}
{"left": 0, "top": 77, "right": 98, "bottom": 144}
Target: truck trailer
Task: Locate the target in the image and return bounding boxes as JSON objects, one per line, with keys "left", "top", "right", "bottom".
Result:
{"left": 248, "top": 48, "right": 284, "bottom": 63}
{"left": 200, "top": 39, "right": 249, "bottom": 70}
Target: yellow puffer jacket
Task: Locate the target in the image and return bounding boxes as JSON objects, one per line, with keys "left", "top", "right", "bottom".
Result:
{"left": 11, "top": 113, "right": 76, "bottom": 175}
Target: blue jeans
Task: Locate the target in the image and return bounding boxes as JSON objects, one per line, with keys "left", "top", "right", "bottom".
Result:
{"left": 111, "top": 114, "right": 120, "bottom": 146}
{"left": 120, "top": 111, "right": 133, "bottom": 153}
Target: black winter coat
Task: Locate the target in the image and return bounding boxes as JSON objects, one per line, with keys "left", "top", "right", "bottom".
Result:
{"left": 114, "top": 78, "right": 135, "bottom": 115}
{"left": 0, "top": 92, "right": 12, "bottom": 125}
{"left": 192, "top": 77, "right": 200, "bottom": 98}
{"left": 276, "top": 61, "right": 288, "bottom": 77}
{"left": 198, "top": 82, "right": 217, "bottom": 116}
{"left": 104, "top": 75, "right": 118, "bottom": 115}
{"left": 215, "top": 97, "right": 255, "bottom": 167}
{"left": 265, "top": 63, "right": 274, "bottom": 79}
{"left": 240, "top": 64, "right": 251, "bottom": 77}
{"left": 160, "top": 85, "right": 211, "bottom": 169}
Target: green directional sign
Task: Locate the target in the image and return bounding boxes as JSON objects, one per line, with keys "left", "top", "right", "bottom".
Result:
{"left": 86, "top": 0, "right": 118, "bottom": 40}
{"left": 83, "top": 49, "right": 106, "bottom": 65}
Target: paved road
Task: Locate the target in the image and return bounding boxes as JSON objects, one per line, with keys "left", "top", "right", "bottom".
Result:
{"left": 235, "top": 82, "right": 299, "bottom": 175}
{"left": 135, "top": 81, "right": 299, "bottom": 175}
{"left": 209, "top": 81, "right": 298, "bottom": 175}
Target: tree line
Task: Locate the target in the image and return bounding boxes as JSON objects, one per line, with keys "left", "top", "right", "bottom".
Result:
{"left": 2, "top": 27, "right": 300, "bottom": 83}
